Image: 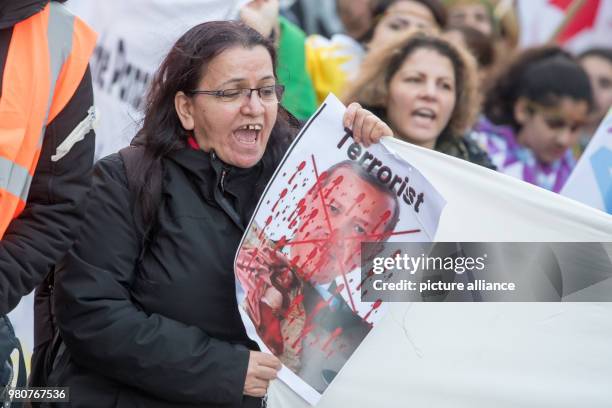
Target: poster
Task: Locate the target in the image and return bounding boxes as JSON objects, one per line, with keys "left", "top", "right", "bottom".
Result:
{"left": 234, "top": 95, "right": 445, "bottom": 404}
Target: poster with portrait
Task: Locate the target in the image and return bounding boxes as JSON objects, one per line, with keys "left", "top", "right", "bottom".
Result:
{"left": 234, "top": 94, "right": 446, "bottom": 404}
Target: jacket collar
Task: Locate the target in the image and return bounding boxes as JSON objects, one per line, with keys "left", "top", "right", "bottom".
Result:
{"left": 166, "top": 145, "right": 274, "bottom": 207}
{"left": 0, "top": 0, "right": 49, "bottom": 29}
{"left": 166, "top": 147, "right": 271, "bottom": 231}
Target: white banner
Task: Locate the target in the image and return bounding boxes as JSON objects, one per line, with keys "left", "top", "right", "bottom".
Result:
{"left": 562, "top": 108, "right": 612, "bottom": 213}
{"left": 266, "top": 102, "right": 612, "bottom": 406}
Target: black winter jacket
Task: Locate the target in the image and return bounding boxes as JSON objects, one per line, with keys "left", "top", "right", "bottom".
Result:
{"left": 49, "top": 143, "right": 287, "bottom": 407}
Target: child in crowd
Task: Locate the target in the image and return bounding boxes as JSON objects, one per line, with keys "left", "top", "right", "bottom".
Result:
{"left": 471, "top": 47, "right": 593, "bottom": 192}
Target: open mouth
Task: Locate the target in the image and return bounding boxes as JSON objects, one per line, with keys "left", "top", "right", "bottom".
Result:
{"left": 233, "top": 124, "right": 263, "bottom": 145}
{"left": 411, "top": 108, "right": 437, "bottom": 123}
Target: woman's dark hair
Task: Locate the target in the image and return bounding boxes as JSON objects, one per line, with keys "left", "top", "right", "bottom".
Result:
{"left": 360, "top": 0, "right": 448, "bottom": 43}
{"left": 131, "top": 20, "right": 298, "bottom": 227}
{"left": 446, "top": 24, "right": 494, "bottom": 68}
{"left": 578, "top": 47, "right": 612, "bottom": 65}
{"left": 484, "top": 46, "right": 594, "bottom": 130}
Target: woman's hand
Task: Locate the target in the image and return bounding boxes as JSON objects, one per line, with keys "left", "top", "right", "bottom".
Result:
{"left": 236, "top": 246, "right": 291, "bottom": 280}
{"left": 240, "top": 0, "right": 280, "bottom": 40}
{"left": 244, "top": 351, "right": 282, "bottom": 397}
{"left": 343, "top": 102, "right": 394, "bottom": 147}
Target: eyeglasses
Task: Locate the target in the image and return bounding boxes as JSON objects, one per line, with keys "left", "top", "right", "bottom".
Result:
{"left": 187, "top": 84, "right": 285, "bottom": 103}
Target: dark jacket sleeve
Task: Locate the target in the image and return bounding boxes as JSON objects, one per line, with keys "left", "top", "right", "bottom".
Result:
{"left": 54, "top": 155, "right": 250, "bottom": 406}
{"left": 0, "top": 67, "right": 95, "bottom": 315}
{"left": 463, "top": 136, "right": 497, "bottom": 170}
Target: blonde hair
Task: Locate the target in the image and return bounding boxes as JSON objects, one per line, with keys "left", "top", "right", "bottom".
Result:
{"left": 343, "top": 29, "right": 480, "bottom": 139}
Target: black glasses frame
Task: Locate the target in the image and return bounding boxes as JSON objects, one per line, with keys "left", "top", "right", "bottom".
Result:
{"left": 187, "top": 84, "right": 285, "bottom": 102}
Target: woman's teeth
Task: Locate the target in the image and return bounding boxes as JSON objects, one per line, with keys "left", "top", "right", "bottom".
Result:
{"left": 234, "top": 124, "right": 262, "bottom": 144}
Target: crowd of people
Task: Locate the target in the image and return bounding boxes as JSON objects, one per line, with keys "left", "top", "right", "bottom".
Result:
{"left": 1, "top": 0, "right": 611, "bottom": 407}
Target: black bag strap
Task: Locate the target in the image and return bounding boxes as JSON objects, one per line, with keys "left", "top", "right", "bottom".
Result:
{"left": 119, "top": 146, "right": 162, "bottom": 263}
{"left": 1, "top": 316, "right": 27, "bottom": 407}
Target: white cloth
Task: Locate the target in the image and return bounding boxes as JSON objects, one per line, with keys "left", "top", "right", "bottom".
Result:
{"left": 268, "top": 137, "right": 612, "bottom": 407}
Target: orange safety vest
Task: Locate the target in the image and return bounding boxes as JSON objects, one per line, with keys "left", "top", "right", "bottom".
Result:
{"left": 0, "top": 2, "right": 96, "bottom": 237}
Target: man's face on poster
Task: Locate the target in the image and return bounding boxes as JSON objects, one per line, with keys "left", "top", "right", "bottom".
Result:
{"left": 291, "top": 165, "right": 397, "bottom": 285}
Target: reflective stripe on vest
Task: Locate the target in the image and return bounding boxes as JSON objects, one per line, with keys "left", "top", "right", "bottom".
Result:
{"left": 0, "top": 2, "right": 97, "bottom": 237}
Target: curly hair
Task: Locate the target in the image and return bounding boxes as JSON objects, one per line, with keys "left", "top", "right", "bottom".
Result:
{"left": 343, "top": 29, "right": 480, "bottom": 141}
{"left": 483, "top": 46, "right": 593, "bottom": 130}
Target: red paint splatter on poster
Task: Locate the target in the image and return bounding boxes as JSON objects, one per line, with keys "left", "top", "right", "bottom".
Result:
{"left": 363, "top": 298, "right": 383, "bottom": 321}
{"left": 288, "top": 161, "right": 307, "bottom": 185}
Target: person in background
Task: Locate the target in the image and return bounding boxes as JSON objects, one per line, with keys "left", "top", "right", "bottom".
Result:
{"left": 494, "top": 0, "right": 519, "bottom": 51}
{"left": 365, "top": 0, "right": 447, "bottom": 50}
{"left": 576, "top": 47, "right": 612, "bottom": 156}
{"left": 336, "top": 0, "right": 373, "bottom": 41}
{"left": 445, "top": 0, "right": 494, "bottom": 37}
{"left": 48, "top": 20, "right": 392, "bottom": 407}
{"left": 281, "top": 0, "right": 344, "bottom": 38}
{"left": 343, "top": 30, "right": 494, "bottom": 168}
{"left": 471, "top": 47, "right": 593, "bottom": 192}
{"left": 444, "top": 24, "right": 495, "bottom": 90}
{"left": 444, "top": 0, "right": 519, "bottom": 50}
{"left": 306, "top": 0, "right": 447, "bottom": 104}
{"left": 241, "top": 0, "right": 318, "bottom": 120}
{"left": 0, "top": 0, "right": 96, "bottom": 387}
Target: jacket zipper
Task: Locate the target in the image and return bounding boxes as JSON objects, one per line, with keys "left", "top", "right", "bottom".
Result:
{"left": 211, "top": 151, "right": 228, "bottom": 193}
{"left": 220, "top": 168, "right": 227, "bottom": 193}
{"left": 210, "top": 150, "right": 243, "bottom": 229}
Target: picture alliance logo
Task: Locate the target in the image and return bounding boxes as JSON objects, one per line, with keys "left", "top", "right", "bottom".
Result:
{"left": 372, "top": 253, "right": 488, "bottom": 275}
